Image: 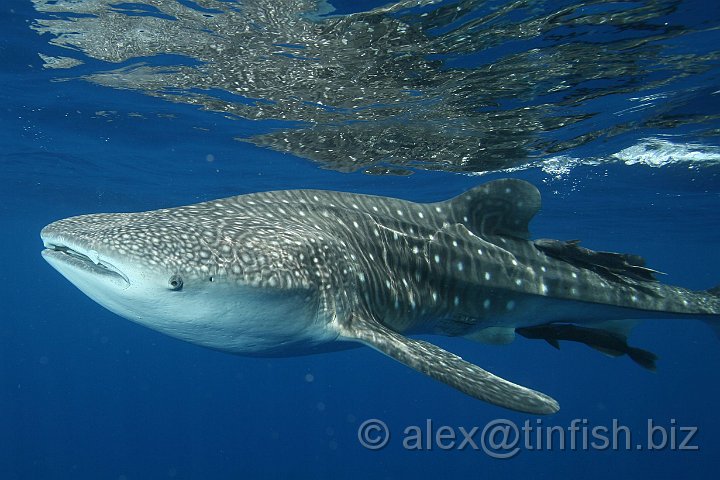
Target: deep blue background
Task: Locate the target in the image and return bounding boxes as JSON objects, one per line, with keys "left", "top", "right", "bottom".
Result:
{"left": 2, "top": 1, "right": 720, "bottom": 478}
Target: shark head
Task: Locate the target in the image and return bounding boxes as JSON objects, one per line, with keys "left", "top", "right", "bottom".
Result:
{"left": 40, "top": 204, "right": 338, "bottom": 355}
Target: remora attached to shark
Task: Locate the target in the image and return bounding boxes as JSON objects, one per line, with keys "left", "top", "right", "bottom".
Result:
{"left": 41, "top": 179, "right": 720, "bottom": 414}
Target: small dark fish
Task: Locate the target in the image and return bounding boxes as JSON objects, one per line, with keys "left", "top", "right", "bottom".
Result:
{"left": 534, "top": 238, "right": 664, "bottom": 282}
{"left": 516, "top": 323, "right": 658, "bottom": 371}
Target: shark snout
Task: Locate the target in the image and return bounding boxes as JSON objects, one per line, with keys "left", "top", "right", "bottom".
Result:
{"left": 41, "top": 216, "right": 133, "bottom": 287}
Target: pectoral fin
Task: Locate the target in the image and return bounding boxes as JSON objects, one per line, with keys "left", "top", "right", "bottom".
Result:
{"left": 341, "top": 313, "right": 559, "bottom": 415}
{"left": 545, "top": 338, "right": 561, "bottom": 350}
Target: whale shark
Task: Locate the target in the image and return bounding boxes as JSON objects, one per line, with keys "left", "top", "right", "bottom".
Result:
{"left": 40, "top": 179, "right": 720, "bottom": 414}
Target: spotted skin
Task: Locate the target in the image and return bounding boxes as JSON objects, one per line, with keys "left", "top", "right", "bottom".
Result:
{"left": 41, "top": 179, "right": 720, "bottom": 414}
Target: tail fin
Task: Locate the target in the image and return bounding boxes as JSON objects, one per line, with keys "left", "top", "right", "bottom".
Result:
{"left": 627, "top": 346, "right": 658, "bottom": 372}
{"left": 589, "top": 342, "right": 658, "bottom": 371}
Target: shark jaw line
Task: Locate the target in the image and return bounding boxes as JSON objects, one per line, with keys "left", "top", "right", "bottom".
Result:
{"left": 41, "top": 236, "right": 130, "bottom": 288}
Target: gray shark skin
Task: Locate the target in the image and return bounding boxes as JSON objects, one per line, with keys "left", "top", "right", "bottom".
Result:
{"left": 40, "top": 179, "right": 720, "bottom": 414}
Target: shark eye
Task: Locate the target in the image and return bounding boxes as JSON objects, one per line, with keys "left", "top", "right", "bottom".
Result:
{"left": 168, "top": 275, "right": 183, "bottom": 291}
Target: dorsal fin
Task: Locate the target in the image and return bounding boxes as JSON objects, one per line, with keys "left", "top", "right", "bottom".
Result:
{"left": 440, "top": 179, "right": 541, "bottom": 240}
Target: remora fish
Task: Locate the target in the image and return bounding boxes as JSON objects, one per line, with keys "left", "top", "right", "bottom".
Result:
{"left": 40, "top": 179, "right": 720, "bottom": 414}
{"left": 515, "top": 323, "right": 658, "bottom": 371}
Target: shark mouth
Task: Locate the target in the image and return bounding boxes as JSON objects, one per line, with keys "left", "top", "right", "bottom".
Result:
{"left": 42, "top": 239, "right": 130, "bottom": 286}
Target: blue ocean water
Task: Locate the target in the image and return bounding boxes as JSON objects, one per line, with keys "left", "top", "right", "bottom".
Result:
{"left": 2, "top": 0, "right": 720, "bottom": 478}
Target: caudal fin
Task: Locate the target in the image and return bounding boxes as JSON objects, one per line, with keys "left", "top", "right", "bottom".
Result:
{"left": 627, "top": 346, "right": 658, "bottom": 371}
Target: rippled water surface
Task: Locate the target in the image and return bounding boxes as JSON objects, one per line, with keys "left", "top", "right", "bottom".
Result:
{"left": 2, "top": 1, "right": 720, "bottom": 479}
{"left": 31, "top": 0, "right": 720, "bottom": 174}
